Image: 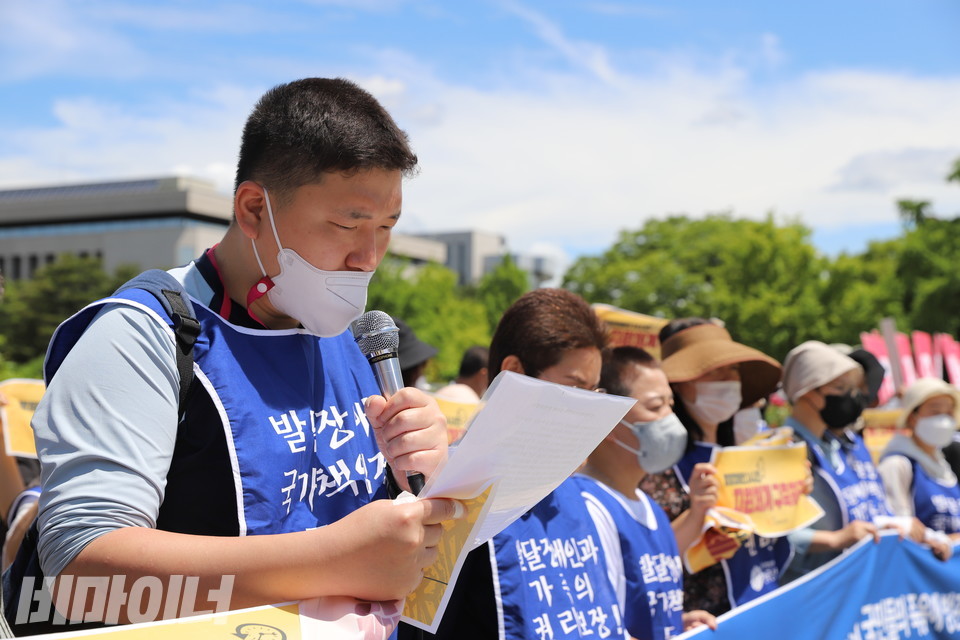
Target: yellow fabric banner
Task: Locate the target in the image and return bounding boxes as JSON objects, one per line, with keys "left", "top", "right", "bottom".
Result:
{"left": 31, "top": 603, "right": 303, "bottom": 640}
{"left": 591, "top": 304, "right": 669, "bottom": 359}
{"left": 0, "top": 378, "right": 44, "bottom": 458}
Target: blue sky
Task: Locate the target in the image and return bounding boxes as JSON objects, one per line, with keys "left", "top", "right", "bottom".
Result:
{"left": 3, "top": 1, "right": 960, "bottom": 275}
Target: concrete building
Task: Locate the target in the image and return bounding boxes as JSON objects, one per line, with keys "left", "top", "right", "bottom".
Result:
{"left": 485, "top": 253, "right": 559, "bottom": 289}
{"left": 0, "top": 177, "right": 562, "bottom": 288}
{"left": 413, "top": 230, "right": 507, "bottom": 286}
{"left": 0, "top": 177, "right": 232, "bottom": 279}
{"left": 0, "top": 176, "right": 446, "bottom": 280}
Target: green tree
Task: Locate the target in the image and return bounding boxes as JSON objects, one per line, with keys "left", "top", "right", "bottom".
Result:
{"left": 896, "top": 216, "right": 960, "bottom": 337}
{"left": 473, "top": 255, "right": 530, "bottom": 331}
{"left": 888, "top": 155, "right": 960, "bottom": 337}
{"left": 819, "top": 239, "right": 906, "bottom": 346}
{"left": 0, "top": 255, "right": 139, "bottom": 365}
{"left": 367, "top": 258, "right": 490, "bottom": 383}
{"left": 947, "top": 158, "right": 960, "bottom": 184}
{"left": 896, "top": 199, "right": 931, "bottom": 228}
{"left": 563, "top": 213, "right": 830, "bottom": 361}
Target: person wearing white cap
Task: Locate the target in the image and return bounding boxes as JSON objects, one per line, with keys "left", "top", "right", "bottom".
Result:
{"left": 878, "top": 378, "right": 960, "bottom": 541}
{"left": 780, "top": 341, "right": 948, "bottom": 584}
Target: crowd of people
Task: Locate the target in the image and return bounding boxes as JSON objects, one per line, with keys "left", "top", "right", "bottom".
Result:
{"left": 0, "top": 76, "right": 958, "bottom": 640}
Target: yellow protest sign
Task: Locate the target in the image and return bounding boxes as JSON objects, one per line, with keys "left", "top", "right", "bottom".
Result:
{"left": 34, "top": 602, "right": 303, "bottom": 640}
{"left": 0, "top": 378, "right": 44, "bottom": 458}
{"left": 714, "top": 442, "right": 823, "bottom": 538}
{"left": 684, "top": 507, "right": 754, "bottom": 574}
{"left": 861, "top": 409, "right": 901, "bottom": 464}
{"left": 432, "top": 395, "right": 482, "bottom": 445}
{"left": 682, "top": 432, "right": 824, "bottom": 573}
{"left": 402, "top": 486, "right": 493, "bottom": 631}
{"left": 591, "top": 304, "right": 669, "bottom": 359}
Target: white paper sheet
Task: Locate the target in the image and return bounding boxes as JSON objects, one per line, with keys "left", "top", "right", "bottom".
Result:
{"left": 401, "top": 370, "right": 635, "bottom": 632}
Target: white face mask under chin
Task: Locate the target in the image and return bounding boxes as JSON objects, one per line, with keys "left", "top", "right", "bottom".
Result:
{"left": 688, "top": 380, "right": 742, "bottom": 426}
{"left": 248, "top": 186, "right": 374, "bottom": 337}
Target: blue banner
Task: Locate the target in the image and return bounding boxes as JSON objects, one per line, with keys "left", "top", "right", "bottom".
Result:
{"left": 678, "top": 533, "right": 960, "bottom": 640}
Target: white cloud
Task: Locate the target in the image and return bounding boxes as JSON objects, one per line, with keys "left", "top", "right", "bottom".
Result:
{"left": 0, "top": 1, "right": 145, "bottom": 81}
{"left": 503, "top": 1, "right": 622, "bottom": 86}
{"left": 830, "top": 148, "right": 960, "bottom": 192}
{"left": 3, "top": 5, "right": 960, "bottom": 264}
{"left": 759, "top": 33, "right": 786, "bottom": 69}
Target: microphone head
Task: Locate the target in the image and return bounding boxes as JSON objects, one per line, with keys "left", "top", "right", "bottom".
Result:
{"left": 351, "top": 310, "right": 400, "bottom": 356}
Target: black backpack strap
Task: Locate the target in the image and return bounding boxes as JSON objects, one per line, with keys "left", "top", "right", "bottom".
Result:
{"left": 114, "top": 269, "right": 199, "bottom": 419}
{"left": 0, "top": 270, "right": 202, "bottom": 635}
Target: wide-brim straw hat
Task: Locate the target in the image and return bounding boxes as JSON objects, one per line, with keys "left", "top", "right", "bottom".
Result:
{"left": 660, "top": 323, "right": 782, "bottom": 407}
{"left": 897, "top": 377, "right": 960, "bottom": 428}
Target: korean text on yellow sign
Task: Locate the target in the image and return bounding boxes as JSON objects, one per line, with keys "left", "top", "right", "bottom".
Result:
{"left": 713, "top": 441, "right": 823, "bottom": 538}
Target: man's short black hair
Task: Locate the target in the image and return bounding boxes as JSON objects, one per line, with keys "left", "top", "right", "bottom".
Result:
{"left": 600, "top": 346, "right": 658, "bottom": 398}
{"left": 458, "top": 346, "right": 489, "bottom": 378}
{"left": 235, "top": 77, "right": 418, "bottom": 198}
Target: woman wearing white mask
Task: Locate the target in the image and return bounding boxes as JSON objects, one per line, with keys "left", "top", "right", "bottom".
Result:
{"left": 640, "top": 318, "right": 786, "bottom": 616}
{"left": 576, "top": 346, "right": 716, "bottom": 639}
{"left": 779, "top": 343, "right": 950, "bottom": 587}
{"left": 878, "top": 378, "right": 960, "bottom": 541}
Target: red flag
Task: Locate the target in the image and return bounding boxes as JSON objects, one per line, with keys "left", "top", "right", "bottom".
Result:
{"left": 911, "top": 331, "right": 937, "bottom": 379}
{"left": 860, "top": 331, "right": 896, "bottom": 405}
{"left": 895, "top": 332, "right": 918, "bottom": 388}
{"left": 937, "top": 334, "right": 960, "bottom": 388}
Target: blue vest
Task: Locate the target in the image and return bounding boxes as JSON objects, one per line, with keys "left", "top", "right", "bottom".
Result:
{"left": 674, "top": 443, "right": 792, "bottom": 607}
{"left": 885, "top": 455, "right": 960, "bottom": 534}
{"left": 810, "top": 432, "right": 891, "bottom": 525}
{"left": 574, "top": 475, "right": 683, "bottom": 640}
{"left": 492, "top": 478, "right": 627, "bottom": 640}
{"left": 45, "top": 287, "right": 387, "bottom": 536}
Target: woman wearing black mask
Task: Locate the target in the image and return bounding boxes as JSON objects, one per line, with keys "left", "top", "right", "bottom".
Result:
{"left": 779, "top": 341, "right": 941, "bottom": 583}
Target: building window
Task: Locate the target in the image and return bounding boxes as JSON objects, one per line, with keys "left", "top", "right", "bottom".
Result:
{"left": 46, "top": 253, "right": 56, "bottom": 265}
{"left": 11, "top": 255, "right": 21, "bottom": 280}
{"left": 28, "top": 254, "right": 38, "bottom": 278}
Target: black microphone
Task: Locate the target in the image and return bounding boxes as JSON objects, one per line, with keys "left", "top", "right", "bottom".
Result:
{"left": 352, "top": 310, "right": 426, "bottom": 495}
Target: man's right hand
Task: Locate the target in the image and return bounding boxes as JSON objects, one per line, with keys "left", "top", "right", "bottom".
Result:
{"left": 325, "top": 497, "right": 464, "bottom": 602}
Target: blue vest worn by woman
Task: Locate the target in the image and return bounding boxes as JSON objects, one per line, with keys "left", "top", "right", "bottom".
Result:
{"left": 675, "top": 443, "right": 792, "bottom": 607}
{"left": 574, "top": 475, "right": 684, "bottom": 640}
{"left": 885, "top": 454, "right": 960, "bottom": 534}
{"left": 492, "top": 478, "right": 628, "bottom": 640}
{"left": 44, "top": 285, "right": 387, "bottom": 537}
{"left": 810, "top": 431, "right": 891, "bottom": 525}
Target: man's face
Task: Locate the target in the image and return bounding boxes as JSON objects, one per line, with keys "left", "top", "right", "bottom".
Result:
{"left": 536, "top": 347, "right": 603, "bottom": 392}
{"left": 257, "top": 168, "right": 402, "bottom": 274}
{"left": 615, "top": 365, "right": 674, "bottom": 451}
